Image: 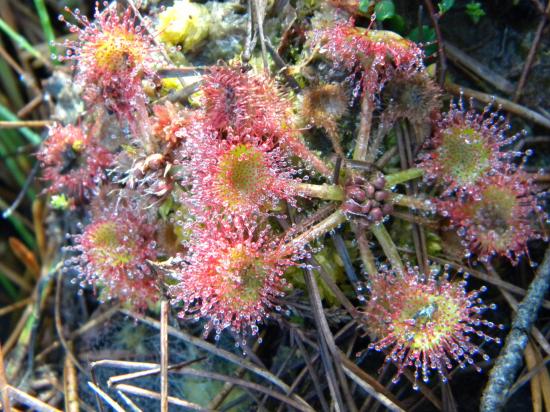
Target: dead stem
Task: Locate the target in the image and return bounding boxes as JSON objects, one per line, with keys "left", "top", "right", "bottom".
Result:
{"left": 446, "top": 82, "right": 550, "bottom": 130}
{"left": 304, "top": 267, "right": 357, "bottom": 411}
{"left": 0, "top": 297, "right": 32, "bottom": 317}
{"left": 105, "top": 359, "right": 203, "bottom": 386}
{"left": 113, "top": 383, "right": 210, "bottom": 411}
{"left": 481, "top": 248, "right": 550, "bottom": 411}
{"left": 281, "top": 322, "right": 356, "bottom": 412}
{"left": 423, "top": 0, "right": 447, "bottom": 87}
{"left": 0, "top": 120, "right": 52, "bottom": 128}
{"left": 523, "top": 342, "right": 544, "bottom": 412}
{"left": 485, "top": 264, "right": 550, "bottom": 356}
{"left": 55, "top": 269, "right": 89, "bottom": 376}
{"left": 0, "top": 343, "right": 11, "bottom": 412}
{"left": 115, "top": 390, "right": 142, "bottom": 412}
{"left": 289, "top": 210, "right": 347, "bottom": 249}
{"left": 352, "top": 222, "right": 378, "bottom": 276}
{"left": 7, "top": 385, "right": 62, "bottom": 412}
{"left": 370, "top": 223, "right": 404, "bottom": 273}
{"left": 35, "top": 305, "right": 120, "bottom": 363}
{"left": 353, "top": 93, "right": 374, "bottom": 161}
{"left": 444, "top": 42, "right": 514, "bottom": 94}
{"left": 171, "top": 368, "right": 313, "bottom": 412}
{"left": 120, "top": 309, "right": 315, "bottom": 411}
{"left": 62, "top": 342, "right": 79, "bottom": 412}
{"left": 292, "top": 334, "right": 330, "bottom": 412}
{"left": 338, "top": 354, "right": 406, "bottom": 412}
{"left": 252, "top": 0, "right": 269, "bottom": 72}
{"left": 159, "top": 300, "right": 168, "bottom": 412}
{"left": 509, "top": 355, "right": 550, "bottom": 398}
{"left": 16, "top": 94, "right": 43, "bottom": 118}
{"left": 87, "top": 382, "right": 125, "bottom": 412}
{"left": 513, "top": 1, "right": 550, "bottom": 102}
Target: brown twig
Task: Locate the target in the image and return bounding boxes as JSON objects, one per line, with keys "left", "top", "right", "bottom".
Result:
{"left": 252, "top": 0, "right": 269, "bottom": 72}
{"left": 114, "top": 384, "right": 210, "bottom": 411}
{"left": 159, "top": 300, "right": 168, "bottom": 412}
{"left": 339, "top": 354, "right": 406, "bottom": 412}
{"left": 485, "top": 264, "right": 550, "bottom": 356}
{"left": 54, "top": 269, "right": 89, "bottom": 376}
{"left": 63, "top": 342, "right": 79, "bottom": 412}
{"left": 513, "top": 1, "right": 550, "bottom": 102}
{"left": 0, "top": 120, "right": 52, "bottom": 128}
{"left": 87, "top": 381, "right": 125, "bottom": 412}
{"left": 423, "top": 0, "right": 447, "bottom": 86}
{"left": 444, "top": 42, "right": 514, "bottom": 95}
{"left": 7, "top": 385, "right": 61, "bottom": 412}
{"left": 292, "top": 333, "right": 330, "bottom": 412}
{"left": 446, "top": 82, "right": 550, "bottom": 130}
{"left": 481, "top": 248, "right": 550, "bottom": 411}
{"left": 35, "top": 305, "right": 120, "bottom": 363}
{"left": 0, "top": 297, "right": 32, "bottom": 317}
{"left": 509, "top": 354, "right": 550, "bottom": 397}
{"left": 16, "top": 94, "right": 43, "bottom": 118}
{"left": 120, "top": 309, "right": 315, "bottom": 410}
{"left": 0, "top": 343, "right": 11, "bottom": 412}
{"left": 353, "top": 93, "right": 374, "bottom": 161}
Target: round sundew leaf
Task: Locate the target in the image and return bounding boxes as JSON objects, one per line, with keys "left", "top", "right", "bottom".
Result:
{"left": 437, "top": 127, "right": 492, "bottom": 186}
{"left": 217, "top": 144, "right": 270, "bottom": 209}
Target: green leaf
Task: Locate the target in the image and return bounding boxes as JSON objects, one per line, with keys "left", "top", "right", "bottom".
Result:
{"left": 438, "top": 0, "right": 455, "bottom": 14}
{"left": 385, "top": 14, "right": 406, "bottom": 35}
{"left": 50, "top": 194, "right": 70, "bottom": 210}
{"left": 359, "top": 0, "right": 370, "bottom": 14}
{"left": 408, "top": 25, "right": 437, "bottom": 56}
{"left": 374, "top": 0, "right": 395, "bottom": 21}
{"left": 465, "top": 2, "right": 486, "bottom": 24}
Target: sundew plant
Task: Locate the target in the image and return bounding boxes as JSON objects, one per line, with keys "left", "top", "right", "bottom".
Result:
{"left": 1, "top": 0, "right": 549, "bottom": 411}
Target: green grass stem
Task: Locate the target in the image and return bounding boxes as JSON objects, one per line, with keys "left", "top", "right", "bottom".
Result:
{"left": 33, "top": 0, "right": 58, "bottom": 60}
{"left": 0, "top": 17, "right": 44, "bottom": 61}
{"left": 0, "top": 197, "right": 36, "bottom": 248}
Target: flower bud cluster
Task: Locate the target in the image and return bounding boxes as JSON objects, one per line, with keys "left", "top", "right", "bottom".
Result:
{"left": 342, "top": 175, "right": 393, "bottom": 226}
